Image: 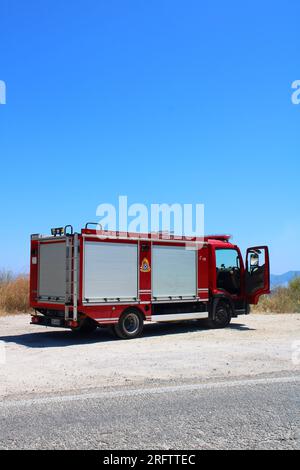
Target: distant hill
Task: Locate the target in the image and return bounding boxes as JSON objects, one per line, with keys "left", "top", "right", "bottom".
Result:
{"left": 270, "top": 271, "right": 300, "bottom": 289}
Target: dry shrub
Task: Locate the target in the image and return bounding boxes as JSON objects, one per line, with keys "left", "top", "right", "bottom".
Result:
{"left": 0, "top": 273, "right": 31, "bottom": 315}
{"left": 0, "top": 270, "right": 299, "bottom": 316}
{"left": 254, "top": 277, "right": 300, "bottom": 313}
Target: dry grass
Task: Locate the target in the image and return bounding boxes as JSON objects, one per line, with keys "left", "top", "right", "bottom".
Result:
{"left": 254, "top": 277, "right": 300, "bottom": 313}
{"left": 0, "top": 272, "right": 31, "bottom": 316}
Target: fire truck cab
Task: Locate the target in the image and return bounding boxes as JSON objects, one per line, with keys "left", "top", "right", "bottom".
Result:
{"left": 30, "top": 225, "right": 270, "bottom": 339}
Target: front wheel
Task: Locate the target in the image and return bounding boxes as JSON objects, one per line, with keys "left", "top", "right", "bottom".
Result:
{"left": 207, "top": 301, "right": 231, "bottom": 329}
{"left": 113, "top": 310, "right": 144, "bottom": 339}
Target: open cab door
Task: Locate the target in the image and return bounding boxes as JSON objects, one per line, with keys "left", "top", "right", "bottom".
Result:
{"left": 245, "top": 246, "right": 270, "bottom": 304}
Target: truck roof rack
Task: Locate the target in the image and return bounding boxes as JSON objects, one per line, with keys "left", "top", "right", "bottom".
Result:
{"left": 81, "top": 226, "right": 232, "bottom": 242}
{"left": 204, "top": 235, "right": 231, "bottom": 242}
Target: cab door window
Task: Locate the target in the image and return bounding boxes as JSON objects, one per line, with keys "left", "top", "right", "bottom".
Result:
{"left": 216, "top": 249, "right": 241, "bottom": 294}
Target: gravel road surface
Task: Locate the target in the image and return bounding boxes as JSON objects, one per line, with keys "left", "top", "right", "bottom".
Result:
{"left": 0, "top": 314, "right": 299, "bottom": 449}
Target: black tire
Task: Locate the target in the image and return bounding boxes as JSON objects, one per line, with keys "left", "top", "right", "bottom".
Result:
{"left": 71, "top": 318, "right": 98, "bottom": 335}
{"left": 113, "top": 310, "right": 144, "bottom": 339}
{"left": 207, "top": 301, "right": 231, "bottom": 329}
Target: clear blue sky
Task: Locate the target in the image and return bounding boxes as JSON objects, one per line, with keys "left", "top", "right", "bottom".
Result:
{"left": 0, "top": 0, "right": 299, "bottom": 274}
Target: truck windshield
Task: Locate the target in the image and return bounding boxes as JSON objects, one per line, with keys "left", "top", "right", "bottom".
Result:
{"left": 215, "top": 249, "right": 241, "bottom": 295}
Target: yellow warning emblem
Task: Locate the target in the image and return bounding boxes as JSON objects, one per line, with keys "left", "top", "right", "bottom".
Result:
{"left": 140, "top": 257, "right": 151, "bottom": 273}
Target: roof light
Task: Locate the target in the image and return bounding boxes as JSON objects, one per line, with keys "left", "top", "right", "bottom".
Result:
{"left": 51, "top": 227, "right": 64, "bottom": 237}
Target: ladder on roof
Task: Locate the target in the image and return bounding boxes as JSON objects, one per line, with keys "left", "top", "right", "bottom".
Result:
{"left": 65, "top": 233, "right": 79, "bottom": 322}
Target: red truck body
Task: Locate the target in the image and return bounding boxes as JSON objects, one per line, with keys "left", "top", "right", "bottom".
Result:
{"left": 30, "top": 225, "right": 270, "bottom": 338}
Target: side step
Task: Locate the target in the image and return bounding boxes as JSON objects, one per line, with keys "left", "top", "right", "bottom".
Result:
{"left": 151, "top": 312, "right": 208, "bottom": 322}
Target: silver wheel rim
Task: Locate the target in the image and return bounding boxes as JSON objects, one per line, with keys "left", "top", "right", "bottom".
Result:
{"left": 123, "top": 313, "right": 139, "bottom": 335}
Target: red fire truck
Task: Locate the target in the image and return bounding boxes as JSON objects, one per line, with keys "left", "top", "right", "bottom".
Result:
{"left": 30, "top": 225, "right": 270, "bottom": 339}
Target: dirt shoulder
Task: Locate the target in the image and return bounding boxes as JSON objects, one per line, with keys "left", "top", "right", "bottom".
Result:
{"left": 0, "top": 314, "right": 299, "bottom": 399}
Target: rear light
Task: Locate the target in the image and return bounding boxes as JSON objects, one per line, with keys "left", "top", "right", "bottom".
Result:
{"left": 68, "top": 320, "right": 79, "bottom": 328}
{"left": 31, "top": 316, "right": 40, "bottom": 324}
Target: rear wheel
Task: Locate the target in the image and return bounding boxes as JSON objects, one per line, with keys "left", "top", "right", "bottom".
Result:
{"left": 113, "top": 310, "right": 144, "bottom": 339}
{"left": 208, "top": 301, "right": 231, "bottom": 329}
